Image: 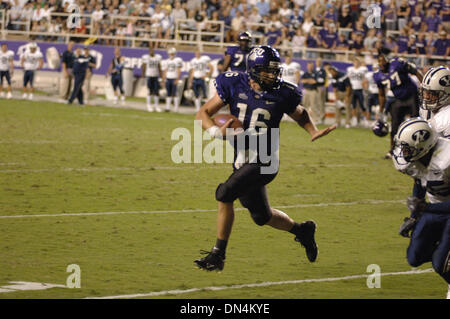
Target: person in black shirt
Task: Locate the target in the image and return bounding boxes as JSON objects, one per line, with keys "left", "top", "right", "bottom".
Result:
{"left": 67, "top": 48, "right": 95, "bottom": 105}
{"left": 82, "top": 46, "right": 96, "bottom": 104}
{"left": 60, "top": 41, "right": 74, "bottom": 101}
{"left": 315, "top": 58, "right": 327, "bottom": 124}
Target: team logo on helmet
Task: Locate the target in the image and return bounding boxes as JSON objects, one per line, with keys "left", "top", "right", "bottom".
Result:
{"left": 439, "top": 75, "right": 450, "bottom": 87}
{"left": 411, "top": 130, "right": 430, "bottom": 142}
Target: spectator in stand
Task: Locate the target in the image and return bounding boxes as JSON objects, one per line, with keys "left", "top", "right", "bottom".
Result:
{"left": 363, "top": 28, "right": 378, "bottom": 53}
{"left": 230, "top": 9, "right": 244, "bottom": 42}
{"left": 256, "top": 0, "right": 270, "bottom": 17}
{"left": 307, "top": 0, "right": 325, "bottom": 25}
{"left": 349, "top": 32, "right": 364, "bottom": 55}
{"left": 416, "top": 32, "right": 428, "bottom": 55}
{"left": 292, "top": 28, "right": 306, "bottom": 58}
{"left": 425, "top": 8, "right": 442, "bottom": 33}
{"left": 171, "top": 1, "right": 187, "bottom": 23}
{"left": 430, "top": 30, "right": 450, "bottom": 57}
{"left": 320, "top": 22, "right": 338, "bottom": 51}
{"left": 302, "top": 12, "right": 314, "bottom": 34}
{"left": 323, "top": 2, "right": 337, "bottom": 24}
{"left": 395, "top": 28, "right": 409, "bottom": 54}
{"left": 384, "top": 0, "right": 397, "bottom": 30}
{"left": 278, "top": 2, "right": 292, "bottom": 17}
{"left": 306, "top": 27, "right": 320, "bottom": 58}
{"left": 336, "top": 33, "right": 349, "bottom": 51}
{"left": 442, "top": 0, "right": 450, "bottom": 32}
{"left": 397, "top": 0, "right": 410, "bottom": 31}
{"left": 409, "top": 3, "right": 425, "bottom": 32}
{"left": 338, "top": 4, "right": 352, "bottom": 29}
{"left": 264, "top": 23, "right": 282, "bottom": 47}
{"left": 92, "top": 3, "right": 105, "bottom": 24}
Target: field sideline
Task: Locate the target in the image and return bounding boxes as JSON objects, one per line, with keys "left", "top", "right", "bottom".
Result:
{"left": 0, "top": 99, "right": 446, "bottom": 299}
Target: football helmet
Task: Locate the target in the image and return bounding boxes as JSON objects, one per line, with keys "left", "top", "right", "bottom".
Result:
{"left": 393, "top": 118, "right": 438, "bottom": 163}
{"left": 372, "top": 120, "right": 389, "bottom": 137}
{"left": 168, "top": 47, "right": 176, "bottom": 55}
{"left": 246, "top": 46, "right": 282, "bottom": 91}
{"left": 238, "top": 31, "right": 252, "bottom": 51}
{"left": 420, "top": 66, "right": 450, "bottom": 113}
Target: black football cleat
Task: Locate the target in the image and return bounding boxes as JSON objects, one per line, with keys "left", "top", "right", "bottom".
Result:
{"left": 194, "top": 248, "right": 225, "bottom": 271}
{"left": 295, "top": 221, "right": 318, "bottom": 262}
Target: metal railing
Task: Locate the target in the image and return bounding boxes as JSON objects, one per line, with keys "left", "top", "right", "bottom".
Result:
{"left": 1, "top": 9, "right": 449, "bottom": 67}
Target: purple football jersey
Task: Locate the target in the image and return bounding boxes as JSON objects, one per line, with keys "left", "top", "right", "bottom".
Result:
{"left": 225, "top": 45, "right": 252, "bottom": 72}
{"left": 373, "top": 57, "right": 418, "bottom": 100}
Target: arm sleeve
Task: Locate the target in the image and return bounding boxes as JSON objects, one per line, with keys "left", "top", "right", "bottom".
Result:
{"left": 214, "top": 72, "right": 234, "bottom": 104}
{"left": 284, "top": 85, "right": 302, "bottom": 114}
{"left": 412, "top": 178, "right": 426, "bottom": 199}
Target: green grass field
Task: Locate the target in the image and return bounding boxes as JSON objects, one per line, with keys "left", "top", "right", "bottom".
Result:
{"left": 0, "top": 99, "right": 446, "bottom": 299}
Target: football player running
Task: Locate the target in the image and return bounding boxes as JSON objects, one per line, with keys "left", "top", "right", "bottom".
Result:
{"left": 0, "top": 43, "right": 14, "bottom": 99}
{"left": 419, "top": 66, "right": 450, "bottom": 138}
{"left": 222, "top": 31, "right": 253, "bottom": 73}
{"left": 393, "top": 118, "right": 450, "bottom": 298}
{"left": 194, "top": 46, "right": 336, "bottom": 271}
{"left": 374, "top": 51, "right": 423, "bottom": 158}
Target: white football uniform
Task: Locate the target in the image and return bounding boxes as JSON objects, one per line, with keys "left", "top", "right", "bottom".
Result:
{"left": 347, "top": 65, "right": 368, "bottom": 90}
{"left": 22, "top": 51, "right": 43, "bottom": 71}
{"left": 394, "top": 137, "right": 450, "bottom": 204}
{"left": 142, "top": 53, "right": 162, "bottom": 77}
{"left": 420, "top": 105, "right": 450, "bottom": 139}
{"left": 281, "top": 62, "right": 301, "bottom": 85}
{"left": 162, "top": 57, "right": 183, "bottom": 79}
{"left": 364, "top": 71, "right": 379, "bottom": 94}
{"left": 190, "top": 56, "right": 211, "bottom": 79}
{"left": 0, "top": 50, "right": 14, "bottom": 71}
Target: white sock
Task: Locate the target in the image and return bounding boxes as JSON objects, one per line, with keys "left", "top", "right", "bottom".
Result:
{"left": 174, "top": 97, "right": 179, "bottom": 111}
{"left": 146, "top": 95, "right": 151, "bottom": 105}
{"left": 166, "top": 97, "right": 172, "bottom": 110}
{"left": 154, "top": 96, "right": 159, "bottom": 108}
{"left": 120, "top": 95, "right": 125, "bottom": 101}
{"left": 195, "top": 98, "right": 201, "bottom": 111}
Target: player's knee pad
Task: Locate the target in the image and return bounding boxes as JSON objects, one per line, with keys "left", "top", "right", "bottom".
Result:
{"left": 215, "top": 183, "right": 236, "bottom": 203}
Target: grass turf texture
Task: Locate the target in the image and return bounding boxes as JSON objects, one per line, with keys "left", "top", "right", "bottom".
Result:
{"left": 0, "top": 99, "right": 445, "bottom": 299}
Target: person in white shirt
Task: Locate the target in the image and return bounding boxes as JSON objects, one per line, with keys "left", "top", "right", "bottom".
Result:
{"left": 141, "top": 47, "right": 163, "bottom": 112}
{"left": 419, "top": 66, "right": 450, "bottom": 139}
{"left": 347, "top": 57, "right": 370, "bottom": 127}
{"left": 281, "top": 55, "right": 301, "bottom": 85}
{"left": 20, "top": 42, "right": 43, "bottom": 100}
{"left": 363, "top": 70, "right": 380, "bottom": 120}
{"left": 92, "top": 4, "right": 105, "bottom": 23}
{"left": 0, "top": 43, "right": 14, "bottom": 99}
{"left": 161, "top": 47, "right": 183, "bottom": 112}
{"left": 188, "top": 50, "right": 212, "bottom": 111}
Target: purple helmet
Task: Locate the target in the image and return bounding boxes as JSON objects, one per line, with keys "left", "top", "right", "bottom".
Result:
{"left": 372, "top": 120, "right": 389, "bottom": 137}
{"left": 246, "top": 46, "right": 282, "bottom": 91}
{"left": 238, "top": 31, "right": 252, "bottom": 51}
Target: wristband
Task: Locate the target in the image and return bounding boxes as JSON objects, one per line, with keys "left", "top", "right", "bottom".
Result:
{"left": 207, "top": 125, "right": 222, "bottom": 139}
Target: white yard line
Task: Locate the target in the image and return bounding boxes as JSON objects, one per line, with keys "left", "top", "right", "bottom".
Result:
{"left": 0, "top": 199, "right": 403, "bottom": 219}
{"left": 0, "top": 165, "right": 230, "bottom": 173}
{"left": 86, "top": 268, "right": 434, "bottom": 299}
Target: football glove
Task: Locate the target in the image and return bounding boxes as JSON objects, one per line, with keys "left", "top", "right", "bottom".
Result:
{"left": 406, "top": 196, "right": 427, "bottom": 217}
{"left": 399, "top": 217, "right": 417, "bottom": 238}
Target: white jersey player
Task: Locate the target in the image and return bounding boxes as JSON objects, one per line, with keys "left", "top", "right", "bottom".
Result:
{"left": 141, "top": 48, "right": 162, "bottom": 112}
{"left": 419, "top": 66, "right": 450, "bottom": 139}
{"left": 392, "top": 118, "right": 450, "bottom": 298}
{"left": 188, "top": 51, "right": 212, "bottom": 111}
{"left": 161, "top": 47, "right": 183, "bottom": 112}
{"left": 347, "top": 57, "right": 369, "bottom": 127}
{"left": 281, "top": 55, "right": 301, "bottom": 85}
{"left": 20, "top": 42, "right": 43, "bottom": 100}
{"left": 0, "top": 43, "right": 14, "bottom": 99}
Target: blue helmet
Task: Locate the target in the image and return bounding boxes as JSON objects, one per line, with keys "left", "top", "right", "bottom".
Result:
{"left": 246, "top": 46, "right": 282, "bottom": 91}
{"left": 372, "top": 120, "right": 389, "bottom": 137}
{"left": 238, "top": 31, "right": 252, "bottom": 51}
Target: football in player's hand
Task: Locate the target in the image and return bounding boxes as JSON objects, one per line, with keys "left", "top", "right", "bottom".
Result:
{"left": 213, "top": 114, "right": 244, "bottom": 129}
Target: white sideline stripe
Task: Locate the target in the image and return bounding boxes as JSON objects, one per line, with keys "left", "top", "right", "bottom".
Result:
{"left": 86, "top": 268, "right": 434, "bottom": 299}
{"left": 0, "top": 199, "right": 403, "bottom": 219}
{"left": 0, "top": 166, "right": 230, "bottom": 173}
